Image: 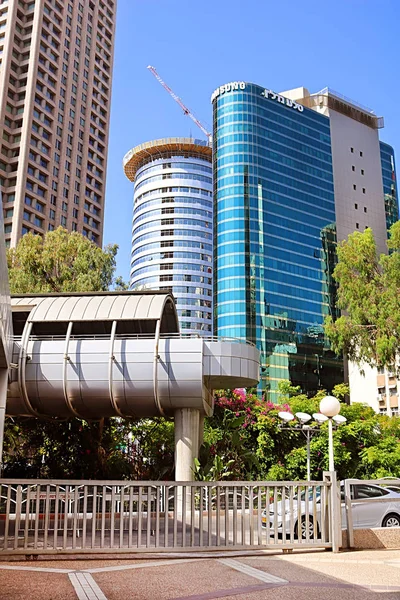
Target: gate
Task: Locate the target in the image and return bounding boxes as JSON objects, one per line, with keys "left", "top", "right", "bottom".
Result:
{"left": 0, "top": 474, "right": 339, "bottom": 555}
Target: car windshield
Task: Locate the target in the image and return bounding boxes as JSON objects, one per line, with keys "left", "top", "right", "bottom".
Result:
{"left": 296, "top": 488, "right": 321, "bottom": 501}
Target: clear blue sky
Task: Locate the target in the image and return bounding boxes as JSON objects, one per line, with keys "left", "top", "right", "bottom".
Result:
{"left": 104, "top": 0, "right": 400, "bottom": 283}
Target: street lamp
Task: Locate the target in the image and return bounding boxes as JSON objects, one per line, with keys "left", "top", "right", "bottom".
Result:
{"left": 278, "top": 410, "right": 320, "bottom": 481}
{"left": 278, "top": 399, "right": 347, "bottom": 479}
{"left": 317, "top": 395, "right": 345, "bottom": 472}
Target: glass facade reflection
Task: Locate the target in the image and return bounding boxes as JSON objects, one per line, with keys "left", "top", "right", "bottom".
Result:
{"left": 128, "top": 139, "right": 213, "bottom": 334}
{"left": 212, "top": 83, "right": 343, "bottom": 400}
{"left": 380, "top": 142, "right": 398, "bottom": 232}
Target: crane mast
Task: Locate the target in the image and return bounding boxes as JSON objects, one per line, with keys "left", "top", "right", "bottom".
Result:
{"left": 147, "top": 65, "right": 212, "bottom": 144}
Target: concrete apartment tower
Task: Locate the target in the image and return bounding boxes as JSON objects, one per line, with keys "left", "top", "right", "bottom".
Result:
{"left": 0, "top": 0, "right": 116, "bottom": 248}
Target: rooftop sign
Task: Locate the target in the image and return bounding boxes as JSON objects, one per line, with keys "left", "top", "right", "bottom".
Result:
{"left": 262, "top": 89, "right": 304, "bottom": 112}
{"left": 211, "top": 82, "right": 246, "bottom": 102}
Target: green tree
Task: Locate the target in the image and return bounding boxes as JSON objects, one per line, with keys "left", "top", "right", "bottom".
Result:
{"left": 193, "top": 383, "right": 400, "bottom": 483}
{"left": 324, "top": 223, "right": 400, "bottom": 368}
{"left": 7, "top": 227, "right": 118, "bottom": 293}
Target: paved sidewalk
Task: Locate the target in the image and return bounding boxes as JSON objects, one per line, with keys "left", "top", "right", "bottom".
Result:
{"left": 0, "top": 549, "right": 400, "bottom": 599}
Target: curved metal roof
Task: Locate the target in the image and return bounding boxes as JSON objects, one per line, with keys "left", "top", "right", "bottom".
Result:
{"left": 11, "top": 292, "right": 178, "bottom": 326}
{"left": 123, "top": 137, "right": 212, "bottom": 181}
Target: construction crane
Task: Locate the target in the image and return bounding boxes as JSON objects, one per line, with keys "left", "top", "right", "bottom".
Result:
{"left": 147, "top": 65, "right": 212, "bottom": 144}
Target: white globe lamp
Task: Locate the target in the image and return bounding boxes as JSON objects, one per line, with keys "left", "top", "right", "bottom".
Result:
{"left": 319, "top": 395, "right": 341, "bottom": 418}
{"left": 319, "top": 395, "right": 341, "bottom": 471}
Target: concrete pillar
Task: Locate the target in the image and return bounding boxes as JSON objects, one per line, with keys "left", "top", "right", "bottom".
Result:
{"left": 174, "top": 408, "right": 201, "bottom": 481}
{"left": 0, "top": 368, "right": 8, "bottom": 474}
{"left": 198, "top": 414, "right": 204, "bottom": 456}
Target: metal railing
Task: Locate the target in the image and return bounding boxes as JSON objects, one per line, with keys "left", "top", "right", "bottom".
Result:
{"left": 0, "top": 477, "right": 336, "bottom": 555}
{"left": 12, "top": 333, "right": 255, "bottom": 345}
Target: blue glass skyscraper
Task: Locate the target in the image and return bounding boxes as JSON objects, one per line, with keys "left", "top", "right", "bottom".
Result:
{"left": 380, "top": 142, "right": 398, "bottom": 231}
{"left": 212, "top": 82, "right": 343, "bottom": 400}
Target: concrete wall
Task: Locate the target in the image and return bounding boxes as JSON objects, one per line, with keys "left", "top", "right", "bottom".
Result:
{"left": 328, "top": 110, "right": 388, "bottom": 254}
{"left": 348, "top": 361, "right": 379, "bottom": 412}
{"left": 342, "top": 528, "right": 400, "bottom": 549}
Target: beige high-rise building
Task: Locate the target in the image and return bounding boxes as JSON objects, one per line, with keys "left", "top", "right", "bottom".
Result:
{"left": 0, "top": 0, "right": 116, "bottom": 248}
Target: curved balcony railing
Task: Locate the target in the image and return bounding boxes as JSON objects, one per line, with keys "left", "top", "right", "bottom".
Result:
{"left": 12, "top": 333, "right": 256, "bottom": 346}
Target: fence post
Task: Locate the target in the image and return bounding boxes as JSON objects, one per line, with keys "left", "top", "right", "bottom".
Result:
{"left": 323, "top": 471, "right": 341, "bottom": 552}
{"left": 344, "top": 479, "right": 354, "bottom": 549}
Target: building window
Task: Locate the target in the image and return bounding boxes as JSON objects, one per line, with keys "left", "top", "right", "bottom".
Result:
{"left": 354, "top": 203, "right": 358, "bottom": 209}
{"left": 353, "top": 184, "right": 356, "bottom": 191}
{"left": 362, "top": 188, "right": 366, "bottom": 194}
{"left": 352, "top": 165, "right": 355, "bottom": 172}
{"left": 360, "top": 151, "right": 363, "bottom": 157}
{"left": 350, "top": 147, "right": 354, "bottom": 153}
{"left": 364, "top": 207, "right": 367, "bottom": 213}
{"left": 356, "top": 223, "right": 359, "bottom": 229}
{"left": 361, "top": 169, "right": 364, "bottom": 175}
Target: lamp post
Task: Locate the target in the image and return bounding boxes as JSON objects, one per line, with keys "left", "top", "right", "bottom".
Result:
{"left": 278, "top": 411, "right": 320, "bottom": 481}
{"left": 278, "top": 401, "right": 347, "bottom": 479}
{"left": 318, "top": 395, "right": 345, "bottom": 472}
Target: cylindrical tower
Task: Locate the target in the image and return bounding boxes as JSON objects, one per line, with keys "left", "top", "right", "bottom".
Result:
{"left": 123, "top": 138, "right": 213, "bottom": 335}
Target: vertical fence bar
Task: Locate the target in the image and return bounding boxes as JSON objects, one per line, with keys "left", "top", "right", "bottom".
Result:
{"left": 120, "top": 486, "right": 125, "bottom": 548}
{"left": 199, "top": 486, "right": 204, "bottom": 548}
{"left": 207, "top": 486, "right": 212, "bottom": 547}
{"left": 128, "top": 486, "right": 133, "bottom": 548}
{"left": 82, "top": 487, "right": 88, "bottom": 549}
{"left": 91, "top": 486, "right": 97, "bottom": 549}
{"left": 34, "top": 484, "right": 41, "bottom": 550}
{"left": 164, "top": 485, "right": 169, "bottom": 548}
{"left": 289, "top": 485, "right": 294, "bottom": 544}
{"left": 232, "top": 486, "right": 237, "bottom": 547}
{"left": 190, "top": 485, "right": 195, "bottom": 547}
{"left": 146, "top": 486, "right": 152, "bottom": 548}
{"left": 23, "top": 484, "right": 31, "bottom": 549}
{"left": 224, "top": 485, "right": 229, "bottom": 548}
{"left": 344, "top": 480, "right": 354, "bottom": 549}
{"left": 320, "top": 483, "right": 327, "bottom": 543}
{"left": 53, "top": 485, "right": 60, "bottom": 550}
{"left": 216, "top": 486, "right": 220, "bottom": 546}
{"left": 304, "top": 483, "right": 310, "bottom": 542}
{"left": 296, "top": 484, "right": 301, "bottom": 543}
{"left": 265, "top": 485, "right": 270, "bottom": 544}
{"left": 62, "top": 486, "right": 69, "bottom": 550}
{"left": 137, "top": 486, "right": 143, "bottom": 548}
{"left": 173, "top": 486, "right": 177, "bottom": 548}
{"left": 181, "top": 486, "right": 186, "bottom": 548}
{"left": 312, "top": 485, "right": 318, "bottom": 542}
{"left": 110, "top": 486, "right": 116, "bottom": 549}
{"left": 72, "top": 486, "right": 79, "bottom": 549}
{"left": 281, "top": 486, "right": 286, "bottom": 544}
{"left": 14, "top": 485, "right": 21, "bottom": 550}
{"left": 241, "top": 485, "right": 246, "bottom": 545}
{"left": 155, "top": 486, "right": 160, "bottom": 548}
{"left": 256, "top": 487, "right": 262, "bottom": 547}
{"left": 273, "top": 485, "right": 278, "bottom": 544}
{"left": 100, "top": 485, "right": 106, "bottom": 549}
{"left": 249, "top": 486, "right": 254, "bottom": 547}
{"left": 4, "top": 485, "right": 11, "bottom": 551}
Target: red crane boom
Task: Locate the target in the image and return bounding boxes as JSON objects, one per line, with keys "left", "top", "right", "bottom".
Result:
{"left": 147, "top": 65, "right": 212, "bottom": 143}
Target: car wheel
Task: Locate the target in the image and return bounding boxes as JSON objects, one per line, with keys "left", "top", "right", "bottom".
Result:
{"left": 295, "top": 516, "right": 319, "bottom": 539}
{"left": 382, "top": 513, "right": 400, "bottom": 528}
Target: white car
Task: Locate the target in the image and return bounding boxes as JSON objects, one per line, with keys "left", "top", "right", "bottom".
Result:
{"left": 262, "top": 482, "right": 400, "bottom": 539}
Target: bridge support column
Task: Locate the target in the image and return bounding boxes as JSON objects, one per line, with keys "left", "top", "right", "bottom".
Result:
{"left": 174, "top": 408, "right": 201, "bottom": 481}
